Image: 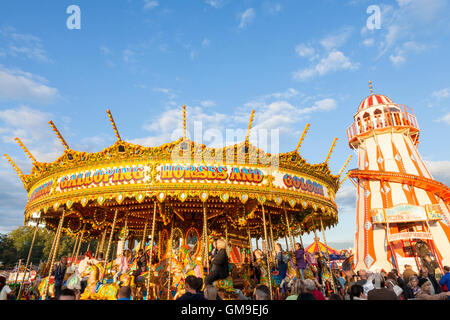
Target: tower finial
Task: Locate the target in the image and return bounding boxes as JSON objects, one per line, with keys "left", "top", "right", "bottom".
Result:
{"left": 14, "top": 137, "right": 37, "bottom": 163}
{"left": 48, "top": 120, "right": 69, "bottom": 150}
{"left": 295, "top": 123, "right": 311, "bottom": 153}
{"left": 324, "top": 137, "right": 338, "bottom": 165}
{"left": 245, "top": 110, "right": 255, "bottom": 144}
{"left": 106, "top": 110, "right": 122, "bottom": 141}
{"left": 183, "top": 105, "right": 186, "bottom": 140}
{"left": 369, "top": 80, "right": 374, "bottom": 96}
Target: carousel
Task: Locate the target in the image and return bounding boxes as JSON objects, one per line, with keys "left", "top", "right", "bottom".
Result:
{"left": 4, "top": 106, "right": 351, "bottom": 300}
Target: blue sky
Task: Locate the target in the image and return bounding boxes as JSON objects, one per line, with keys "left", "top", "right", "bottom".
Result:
{"left": 1, "top": 0, "right": 450, "bottom": 249}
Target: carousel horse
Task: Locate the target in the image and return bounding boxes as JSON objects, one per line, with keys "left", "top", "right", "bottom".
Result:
{"left": 153, "top": 255, "right": 184, "bottom": 300}
{"left": 37, "top": 276, "right": 55, "bottom": 299}
{"left": 80, "top": 264, "right": 121, "bottom": 300}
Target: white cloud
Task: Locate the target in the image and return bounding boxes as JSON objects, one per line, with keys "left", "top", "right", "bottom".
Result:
{"left": 437, "top": 112, "right": 450, "bottom": 125}
{"left": 123, "top": 49, "right": 136, "bottom": 64}
{"left": 432, "top": 88, "right": 450, "bottom": 99}
{"left": 200, "top": 100, "right": 216, "bottom": 107}
{"left": 201, "top": 38, "right": 210, "bottom": 48}
{"left": 0, "top": 26, "right": 51, "bottom": 63}
{"left": 389, "top": 53, "right": 406, "bottom": 66}
{"left": 319, "top": 28, "right": 353, "bottom": 51}
{"left": 425, "top": 160, "right": 450, "bottom": 185}
{"left": 205, "top": 0, "right": 225, "bottom": 8}
{"left": 262, "top": 1, "right": 283, "bottom": 14}
{"left": 0, "top": 66, "right": 58, "bottom": 104}
{"left": 100, "top": 45, "right": 112, "bottom": 55}
{"left": 293, "top": 50, "right": 359, "bottom": 81}
{"left": 239, "top": 8, "right": 256, "bottom": 29}
{"left": 0, "top": 106, "right": 64, "bottom": 163}
{"left": 295, "top": 44, "right": 316, "bottom": 58}
{"left": 143, "top": 0, "right": 159, "bottom": 10}
{"left": 362, "top": 38, "right": 375, "bottom": 47}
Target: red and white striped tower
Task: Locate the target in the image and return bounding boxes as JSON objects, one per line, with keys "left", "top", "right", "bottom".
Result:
{"left": 346, "top": 82, "right": 450, "bottom": 272}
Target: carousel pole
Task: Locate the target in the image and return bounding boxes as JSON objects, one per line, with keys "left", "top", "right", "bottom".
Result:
{"left": 17, "top": 219, "right": 40, "bottom": 299}
{"left": 71, "top": 234, "right": 80, "bottom": 263}
{"left": 167, "top": 217, "right": 175, "bottom": 300}
{"left": 283, "top": 204, "right": 295, "bottom": 254}
{"left": 43, "top": 208, "right": 66, "bottom": 299}
{"left": 121, "top": 212, "right": 129, "bottom": 255}
{"left": 75, "top": 223, "right": 86, "bottom": 262}
{"left": 98, "top": 227, "right": 107, "bottom": 258}
{"left": 142, "top": 210, "right": 149, "bottom": 249}
{"left": 320, "top": 216, "right": 336, "bottom": 294}
{"left": 247, "top": 228, "right": 253, "bottom": 263}
{"left": 268, "top": 210, "right": 274, "bottom": 253}
{"left": 260, "top": 203, "right": 273, "bottom": 300}
{"left": 45, "top": 220, "right": 61, "bottom": 274}
{"left": 102, "top": 209, "right": 119, "bottom": 281}
{"left": 203, "top": 201, "right": 209, "bottom": 272}
{"left": 146, "top": 201, "right": 157, "bottom": 300}
{"left": 94, "top": 235, "right": 100, "bottom": 259}
{"left": 86, "top": 241, "right": 91, "bottom": 253}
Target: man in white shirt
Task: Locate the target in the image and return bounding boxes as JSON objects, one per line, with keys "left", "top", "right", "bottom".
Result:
{"left": 0, "top": 276, "right": 12, "bottom": 300}
{"left": 77, "top": 252, "right": 92, "bottom": 293}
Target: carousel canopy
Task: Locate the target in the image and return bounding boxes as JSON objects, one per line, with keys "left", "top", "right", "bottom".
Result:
{"left": 4, "top": 106, "right": 350, "bottom": 241}
{"left": 305, "top": 241, "right": 339, "bottom": 256}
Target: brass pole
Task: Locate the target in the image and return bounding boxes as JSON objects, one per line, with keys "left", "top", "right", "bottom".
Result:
{"left": 43, "top": 209, "right": 66, "bottom": 299}
{"left": 71, "top": 234, "right": 80, "bottom": 263}
{"left": 167, "top": 217, "right": 174, "bottom": 300}
{"left": 45, "top": 220, "right": 61, "bottom": 274}
{"left": 102, "top": 209, "right": 119, "bottom": 281}
{"left": 283, "top": 204, "right": 295, "bottom": 254}
{"left": 203, "top": 202, "right": 209, "bottom": 271}
{"left": 75, "top": 223, "right": 86, "bottom": 262}
{"left": 260, "top": 204, "right": 273, "bottom": 300}
{"left": 142, "top": 211, "right": 149, "bottom": 249}
{"left": 268, "top": 210, "right": 274, "bottom": 253}
{"left": 98, "top": 227, "right": 107, "bottom": 257}
{"left": 320, "top": 217, "right": 336, "bottom": 294}
{"left": 18, "top": 220, "right": 40, "bottom": 299}
{"left": 247, "top": 228, "right": 253, "bottom": 264}
{"left": 146, "top": 201, "right": 157, "bottom": 300}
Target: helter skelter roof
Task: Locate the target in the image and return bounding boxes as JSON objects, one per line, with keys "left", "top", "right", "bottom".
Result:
{"left": 5, "top": 107, "right": 351, "bottom": 241}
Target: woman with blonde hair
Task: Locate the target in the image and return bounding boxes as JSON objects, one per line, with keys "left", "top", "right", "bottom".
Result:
{"left": 205, "top": 238, "right": 229, "bottom": 285}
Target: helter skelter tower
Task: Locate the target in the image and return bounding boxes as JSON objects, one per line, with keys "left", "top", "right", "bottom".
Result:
{"left": 346, "top": 82, "right": 450, "bottom": 272}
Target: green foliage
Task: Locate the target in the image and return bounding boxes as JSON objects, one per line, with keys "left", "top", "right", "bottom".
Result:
{"left": 0, "top": 226, "right": 99, "bottom": 267}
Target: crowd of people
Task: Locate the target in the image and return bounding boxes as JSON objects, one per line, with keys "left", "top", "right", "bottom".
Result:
{"left": 2, "top": 238, "right": 450, "bottom": 301}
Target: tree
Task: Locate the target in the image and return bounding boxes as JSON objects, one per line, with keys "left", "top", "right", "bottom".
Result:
{"left": 0, "top": 234, "right": 18, "bottom": 267}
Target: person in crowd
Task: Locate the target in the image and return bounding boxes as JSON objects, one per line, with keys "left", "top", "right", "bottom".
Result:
{"left": 416, "top": 278, "right": 450, "bottom": 300}
{"left": 133, "top": 248, "right": 148, "bottom": 277}
{"left": 285, "top": 279, "right": 301, "bottom": 300}
{"left": 390, "top": 268, "right": 407, "bottom": 293}
{"left": 421, "top": 255, "right": 439, "bottom": 278}
{"left": 254, "top": 284, "right": 271, "bottom": 300}
{"left": 300, "top": 278, "right": 324, "bottom": 300}
{"left": 328, "top": 294, "right": 342, "bottom": 300}
{"left": 367, "top": 273, "right": 398, "bottom": 300}
{"left": 349, "top": 284, "right": 366, "bottom": 300}
{"left": 418, "top": 266, "right": 441, "bottom": 295}
{"left": 205, "top": 239, "right": 229, "bottom": 285}
{"left": 356, "top": 270, "right": 374, "bottom": 295}
{"left": 117, "top": 286, "right": 132, "bottom": 300}
{"left": 0, "top": 276, "right": 12, "bottom": 300}
{"left": 53, "top": 256, "right": 68, "bottom": 298}
{"left": 439, "top": 266, "right": 450, "bottom": 292}
{"left": 113, "top": 249, "right": 131, "bottom": 283}
{"left": 404, "top": 276, "right": 420, "bottom": 299}
{"left": 402, "top": 264, "right": 416, "bottom": 283}
{"left": 204, "top": 285, "right": 220, "bottom": 300}
{"left": 177, "top": 276, "right": 206, "bottom": 300}
{"left": 385, "top": 271, "right": 403, "bottom": 298}
{"left": 273, "top": 243, "right": 288, "bottom": 294}
{"left": 78, "top": 252, "right": 92, "bottom": 293}
{"left": 209, "top": 239, "right": 218, "bottom": 264}
{"left": 296, "top": 279, "right": 316, "bottom": 300}
{"left": 58, "top": 288, "right": 76, "bottom": 300}
{"left": 294, "top": 243, "right": 306, "bottom": 280}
